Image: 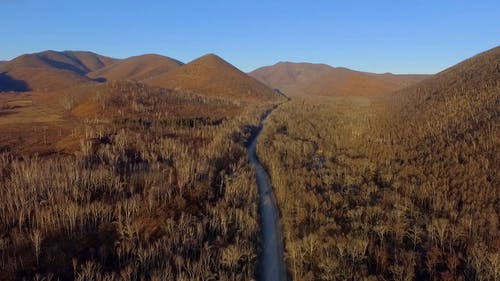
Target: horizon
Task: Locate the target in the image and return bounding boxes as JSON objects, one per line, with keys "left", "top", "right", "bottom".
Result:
{"left": 1, "top": 0, "right": 499, "bottom": 74}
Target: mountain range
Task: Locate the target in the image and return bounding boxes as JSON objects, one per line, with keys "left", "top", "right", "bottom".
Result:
{"left": 250, "top": 61, "right": 429, "bottom": 97}
{"left": 0, "top": 50, "right": 431, "bottom": 99}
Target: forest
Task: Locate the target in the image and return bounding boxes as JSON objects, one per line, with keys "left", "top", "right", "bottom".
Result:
{"left": 257, "top": 49, "right": 499, "bottom": 280}
{"left": 0, "top": 81, "right": 278, "bottom": 280}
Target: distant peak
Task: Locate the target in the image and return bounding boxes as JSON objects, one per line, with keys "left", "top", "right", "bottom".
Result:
{"left": 127, "top": 53, "right": 182, "bottom": 62}
{"left": 187, "top": 53, "right": 235, "bottom": 68}
{"left": 201, "top": 53, "right": 219, "bottom": 58}
{"left": 195, "top": 53, "right": 225, "bottom": 62}
{"left": 275, "top": 61, "right": 293, "bottom": 66}
{"left": 272, "top": 61, "right": 333, "bottom": 68}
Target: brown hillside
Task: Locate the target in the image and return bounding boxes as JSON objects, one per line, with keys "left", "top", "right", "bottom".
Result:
{"left": 256, "top": 46, "right": 499, "bottom": 281}
{"left": 148, "top": 54, "right": 280, "bottom": 102}
{"left": 88, "top": 54, "right": 183, "bottom": 81}
{"left": 389, "top": 45, "right": 500, "bottom": 145}
{"left": 251, "top": 62, "right": 428, "bottom": 96}
{"left": 0, "top": 50, "right": 116, "bottom": 92}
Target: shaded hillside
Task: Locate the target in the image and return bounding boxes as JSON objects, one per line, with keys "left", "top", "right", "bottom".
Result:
{"left": 60, "top": 50, "right": 117, "bottom": 72}
{"left": 251, "top": 62, "right": 428, "bottom": 97}
{"left": 148, "top": 54, "right": 281, "bottom": 102}
{"left": 0, "top": 72, "right": 30, "bottom": 91}
{"left": 88, "top": 54, "right": 183, "bottom": 81}
{"left": 0, "top": 50, "right": 116, "bottom": 92}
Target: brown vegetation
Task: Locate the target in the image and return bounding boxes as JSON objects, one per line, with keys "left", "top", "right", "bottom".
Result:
{"left": 0, "top": 47, "right": 285, "bottom": 281}
{"left": 1, "top": 45, "right": 497, "bottom": 281}
{"left": 0, "top": 66, "right": 283, "bottom": 280}
{"left": 257, "top": 47, "right": 499, "bottom": 280}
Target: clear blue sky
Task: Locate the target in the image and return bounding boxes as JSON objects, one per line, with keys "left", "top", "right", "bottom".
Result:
{"left": 1, "top": 0, "right": 499, "bottom": 74}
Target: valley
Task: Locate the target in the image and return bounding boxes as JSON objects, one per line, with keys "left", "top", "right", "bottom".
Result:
{"left": 0, "top": 45, "right": 498, "bottom": 281}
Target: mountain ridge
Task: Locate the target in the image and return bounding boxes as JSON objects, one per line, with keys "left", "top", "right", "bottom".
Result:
{"left": 88, "top": 54, "right": 183, "bottom": 81}
{"left": 0, "top": 50, "right": 117, "bottom": 91}
{"left": 250, "top": 61, "right": 429, "bottom": 97}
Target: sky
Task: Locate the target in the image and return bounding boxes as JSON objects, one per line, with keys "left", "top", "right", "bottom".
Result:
{"left": 0, "top": 0, "right": 499, "bottom": 74}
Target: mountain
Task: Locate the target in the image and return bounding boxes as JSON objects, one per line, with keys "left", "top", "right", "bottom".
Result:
{"left": 250, "top": 62, "right": 428, "bottom": 97}
{"left": 250, "top": 62, "right": 332, "bottom": 94}
{"left": 148, "top": 54, "right": 279, "bottom": 101}
{"left": 0, "top": 50, "right": 116, "bottom": 92}
{"left": 0, "top": 61, "right": 6, "bottom": 67}
{"left": 88, "top": 54, "right": 183, "bottom": 81}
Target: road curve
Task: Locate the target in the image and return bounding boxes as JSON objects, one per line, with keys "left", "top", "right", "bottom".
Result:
{"left": 247, "top": 107, "right": 287, "bottom": 281}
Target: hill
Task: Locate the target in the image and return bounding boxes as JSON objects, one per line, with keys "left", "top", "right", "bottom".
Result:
{"left": 148, "top": 53, "right": 280, "bottom": 102}
{"left": 250, "top": 62, "right": 428, "bottom": 97}
{"left": 256, "top": 46, "right": 500, "bottom": 280}
{"left": 88, "top": 54, "right": 183, "bottom": 81}
{"left": 394, "top": 45, "right": 500, "bottom": 184}
{"left": 0, "top": 50, "right": 116, "bottom": 92}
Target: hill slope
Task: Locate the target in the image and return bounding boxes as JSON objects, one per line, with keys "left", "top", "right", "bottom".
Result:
{"left": 250, "top": 62, "right": 428, "bottom": 97}
{"left": 0, "top": 50, "right": 116, "bottom": 92}
{"left": 391, "top": 45, "right": 499, "bottom": 139}
{"left": 148, "top": 54, "right": 280, "bottom": 102}
{"left": 88, "top": 54, "right": 183, "bottom": 81}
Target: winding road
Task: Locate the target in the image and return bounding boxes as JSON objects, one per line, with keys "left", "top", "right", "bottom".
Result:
{"left": 247, "top": 107, "right": 287, "bottom": 281}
